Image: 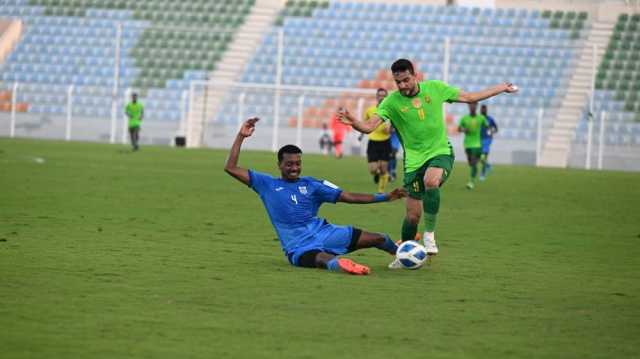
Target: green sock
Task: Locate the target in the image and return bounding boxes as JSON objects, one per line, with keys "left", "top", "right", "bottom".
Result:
{"left": 423, "top": 188, "right": 440, "bottom": 232}
{"left": 470, "top": 165, "right": 478, "bottom": 182}
{"left": 401, "top": 219, "right": 418, "bottom": 241}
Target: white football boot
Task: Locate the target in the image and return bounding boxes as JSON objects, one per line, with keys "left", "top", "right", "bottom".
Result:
{"left": 388, "top": 258, "right": 403, "bottom": 269}
{"left": 424, "top": 231, "right": 438, "bottom": 255}
{"left": 388, "top": 239, "right": 404, "bottom": 269}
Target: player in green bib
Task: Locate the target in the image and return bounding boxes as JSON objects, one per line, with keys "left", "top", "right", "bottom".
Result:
{"left": 458, "top": 102, "right": 489, "bottom": 190}
{"left": 338, "top": 59, "right": 518, "bottom": 268}
{"left": 124, "top": 93, "right": 144, "bottom": 151}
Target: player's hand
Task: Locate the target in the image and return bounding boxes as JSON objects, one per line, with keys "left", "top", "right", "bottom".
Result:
{"left": 504, "top": 82, "right": 519, "bottom": 93}
{"left": 387, "top": 188, "right": 407, "bottom": 201}
{"left": 239, "top": 117, "right": 259, "bottom": 138}
{"left": 337, "top": 107, "right": 353, "bottom": 125}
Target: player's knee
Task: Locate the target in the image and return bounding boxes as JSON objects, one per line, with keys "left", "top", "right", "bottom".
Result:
{"left": 405, "top": 212, "right": 421, "bottom": 224}
{"left": 425, "top": 177, "right": 440, "bottom": 189}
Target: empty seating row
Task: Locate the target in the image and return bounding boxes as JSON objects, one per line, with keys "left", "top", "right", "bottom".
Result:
{"left": 227, "top": 1, "right": 583, "bottom": 130}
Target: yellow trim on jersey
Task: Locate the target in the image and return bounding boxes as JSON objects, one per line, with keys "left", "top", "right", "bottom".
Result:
{"left": 364, "top": 105, "right": 390, "bottom": 141}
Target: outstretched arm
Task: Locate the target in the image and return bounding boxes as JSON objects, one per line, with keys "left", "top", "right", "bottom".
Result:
{"left": 337, "top": 108, "right": 384, "bottom": 134}
{"left": 338, "top": 187, "right": 406, "bottom": 204}
{"left": 456, "top": 83, "right": 518, "bottom": 103}
{"left": 224, "top": 117, "right": 259, "bottom": 186}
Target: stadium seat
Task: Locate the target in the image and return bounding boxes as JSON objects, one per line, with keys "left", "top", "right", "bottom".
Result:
{"left": 588, "top": 14, "right": 640, "bottom": 139}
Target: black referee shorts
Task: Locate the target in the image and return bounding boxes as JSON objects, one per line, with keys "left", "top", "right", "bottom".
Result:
{"left": 367, "top": 139, "right": 392, "bottom": 163}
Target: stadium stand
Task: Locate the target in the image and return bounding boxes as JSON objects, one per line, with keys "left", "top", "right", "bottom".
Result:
{"left": 274, "top": 0, "right": 330, "bottom": 26}
{"left": 215, "top": 1, "right": 588, "bottom": 145}
{"left": 542, "top": 9, "right": 589, "bottom": 39}
{"left": 3, "top": 0, "right": 638, "bottom": 167}
{"left": 0, "top": 0, "right": 254, "bottom": 121}
{"left": 574, "top": 13, "right": 640, "bottom": 146}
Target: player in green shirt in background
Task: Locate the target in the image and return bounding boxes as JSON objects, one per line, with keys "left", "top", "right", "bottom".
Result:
{"left": 338, "top": 59, "right": 517, "bottom": 268}
{"left": 458, "top": 102, "right": 489, "bottom": 190}
{"left": 124, "top": 93, "right": 144, "bottom": 151}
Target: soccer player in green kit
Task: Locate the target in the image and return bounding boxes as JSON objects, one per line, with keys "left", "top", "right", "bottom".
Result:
{"left": 458, "top": 102, "right": 488, "bottom": 190}
{"left": 338, "top": 59, "right": 518, "bottom": 268}
{"left": 124, "top": 93, "right": 144, "bottom": 151}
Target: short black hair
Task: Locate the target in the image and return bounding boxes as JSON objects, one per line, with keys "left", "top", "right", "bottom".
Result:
{"left": 391, "top": 59, "right": 415, "bottom": 75}
{"left": 277, "top": 144, "right": 302, "bottom": 163}
{"left": 377, "top": 88, "right": 388, "bottom": 94}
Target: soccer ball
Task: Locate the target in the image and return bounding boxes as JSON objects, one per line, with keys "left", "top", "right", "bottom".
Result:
{"left": 396, "top": 240, "right": 428, "bottom": 269}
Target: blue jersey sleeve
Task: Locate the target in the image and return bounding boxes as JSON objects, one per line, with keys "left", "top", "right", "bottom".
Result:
{"left": 248, "top": 170, "right": 274, "bottom": 194}
{"left": 488, "top": 116, "right": 498, "bottom": 131}
{"left": 311, "top": 178, "right": 342, "bottom": 204}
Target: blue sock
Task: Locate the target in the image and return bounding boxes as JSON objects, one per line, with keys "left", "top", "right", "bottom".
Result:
{"left": 389, "top": 158, "right": 396, "bottom": 174}
{"left": 376, "top": 235, "right": 398, "bottom": 254}
{"left": 327, "top": 257, "right": 341, "bottom": 272}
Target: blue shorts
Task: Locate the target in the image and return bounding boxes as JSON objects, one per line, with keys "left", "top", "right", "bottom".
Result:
{"left": 481, "top": 138, "right": 493, "bottom": 154}
{"left": 287, "top": 224, "right": 360, "bottom": 267}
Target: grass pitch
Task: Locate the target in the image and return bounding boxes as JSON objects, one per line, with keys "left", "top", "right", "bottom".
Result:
{"left": 1, "top": 138, "right": 639, "bottom": 359}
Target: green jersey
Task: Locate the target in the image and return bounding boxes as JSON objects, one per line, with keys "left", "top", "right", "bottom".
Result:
{"left": 458, "top": 114, "right": 488, "bottom": 149}
{"left": 376, "top": 80, "right": 459, "bottom": 172}
{"left": 125, "top": 102, "right": 144, "bottom": 128}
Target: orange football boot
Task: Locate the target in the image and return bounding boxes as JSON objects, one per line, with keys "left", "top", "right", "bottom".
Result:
{"left": 337, "top": 258, "right": 370, "bottom": 275}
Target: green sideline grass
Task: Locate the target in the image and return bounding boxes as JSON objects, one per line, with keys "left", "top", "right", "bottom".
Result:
{"left": 1, "top": 138, "right": 639, "bottom": 359}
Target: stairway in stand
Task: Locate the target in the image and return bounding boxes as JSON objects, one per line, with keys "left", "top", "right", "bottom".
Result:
{"left": 538, "top": 20, "right": 614, "bottom": 167}
{"left": 185, "top": 0, "right": 282, "bottom": 148}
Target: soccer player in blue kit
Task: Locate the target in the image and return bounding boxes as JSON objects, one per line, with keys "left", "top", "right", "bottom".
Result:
{"left": 224, "top": 118, "right": 406, "bottom": 275}
{"left": 479, "top": 104, "right": 498, "bottom": 181}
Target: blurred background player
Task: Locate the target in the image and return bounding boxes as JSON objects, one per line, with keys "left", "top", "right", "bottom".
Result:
{"left": 363, "top": 88, "right": 391, "bottom": 193}
{"left": 224, "top": 117, "right": 406, "bottom": 275}
{"left": 338, "top": 59, "right": 517, "bottom": 266}
{"left": 329, "top": 110, "right": 351, "bottom": 158}
{"left": 480, "top": 104, "right": 499, "bottom": 181}
{"left": 458, "top": 102, "right": 489, "bottom": 190}
{"left": 124, "top": 92, "right": 144, "bottom": 151}
{"left": 318, "top": 122, "right": 333, "bottom": 156}
{"left": 388, "top": 126, "right": 400, "bottom": 182}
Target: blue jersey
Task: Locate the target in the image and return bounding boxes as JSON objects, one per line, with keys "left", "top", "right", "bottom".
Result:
{"left": 248, "top": 170, "right": 343, "bottom": 255}
{"left": 480, "top": 115, "right": 498, "bottom": 139}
